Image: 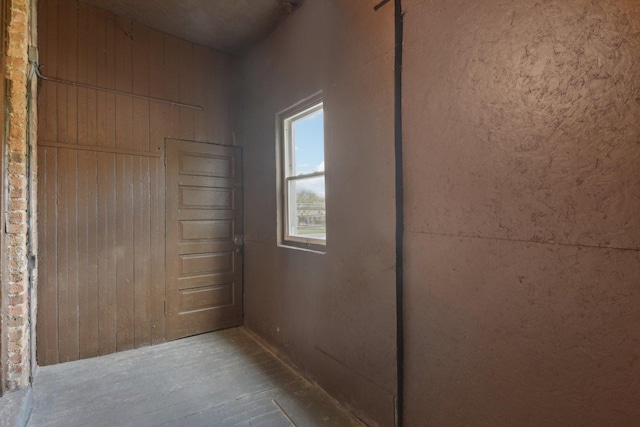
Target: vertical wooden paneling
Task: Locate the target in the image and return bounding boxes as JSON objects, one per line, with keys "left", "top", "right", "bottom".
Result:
{"left": 204, "top": 51, "right": 217, "bottom": 142}
{"left": 87, "top": 152, "right": 99, "bottom": 357}
{"left": 163, "top": 35, "right": 180, "bottom": 139}
{"left": 37, "top": 0, "right": 237, "bottom": 365}
{"left": 156, "top": 28, "right": 177, "bottom": 343}
{"left": 147, "top": 29, "right": 163, "bottom": 99}
{"left": 76, "top": 151, "right": 89, "bottom": 358}
{"left": 97, "top": 153, "right": 117, "bottom": 355}
{"left": 94, "top": 7, "right": 105, "bottom": 146}
{"left": 115, "top": 155, "right": 134, "bottom": 351}
{"left": 132, "top": 22, "right": 150, "bottom": 153}
{"left": 56, "top": 0, "right": 70, "bottom": 143}
{"left": 77, "top": 151, "right": 99, "bottom": 359}
{"left": 67, "top": 150, "right": 80, "bottom": 360}
{"left": 179, "top": 40, "right": 194, "bottom": 140}
{"left": 192, "top": 44, "right": 207, "bottom": 142}
{"left": 77, "top": 3, "right": 97, "bottom": 147}
{"left": 37, "top": 0, "right": 49, "bottom": 142}
{"left": 86, "top": 6, "right": 98, "bottom": 146}
{"left": 101, "top": 10, "right": 117, "bottom": 147}
{"left": 132, "top": 97, "right": 150, "bottom": 150}
{"left": 133, "top": 157, "right": 151, "bottom": 347}
{"left": 66, "top": 0, "right": 79, "bottom": 144}
{"left": 76, "top": 150, "right": 89, "bottom": 358}
{"left": 132, "top": 21, "right": 151, "bottom": 346}
{"left": 56, "top": 149, "right": 69, "bottom": 362}
{"left": 36, "top": 145, "right": 48, "bottom": 365}
{"left": 37, "top": 0, "right": 46, "bottom": 130}
{"left": 115, "top": 16, "right": 133, "bottom": 150}
{"left": 218, "top": 56, "right": 234, "bottom": 143}
{"left": 37, "top": 147, "right": 59, "bottom": 365}
{"left": 148, "top": 28, "right": 166, "bottom": 343}
{"left": 77, "top": 3, "right": 88, "bottom": 145}
{"left": 149, "top": 158, "right": 164, "bottom": 344}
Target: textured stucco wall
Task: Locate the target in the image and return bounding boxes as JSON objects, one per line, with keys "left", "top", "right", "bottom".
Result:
{"left": 3, "top": 0, "right": 37, "bottom": 391}
{"left": 238, "top": 1, "right": 396, "bottom": 425}
{"left": 404, "top": 0, "right": 640, "bottom": 425}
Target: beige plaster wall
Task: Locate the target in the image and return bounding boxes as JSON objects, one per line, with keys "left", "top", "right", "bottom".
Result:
{"left": 237, "top": 1, "right": 396, "bottom": 425}
{"left": 403, "top": 0, "right": 640, "bottom": 425}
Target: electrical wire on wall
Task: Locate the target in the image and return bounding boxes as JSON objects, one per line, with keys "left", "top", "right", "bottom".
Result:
{"left": 33, "top": 68, "right": 203, "bottom": 111}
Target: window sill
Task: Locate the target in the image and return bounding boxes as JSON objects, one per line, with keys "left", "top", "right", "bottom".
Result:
{"left": 277, "top": 242, "right": 326, "bottom": 254}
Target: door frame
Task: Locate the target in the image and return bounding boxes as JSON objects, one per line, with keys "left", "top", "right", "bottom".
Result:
{"left": 163, "top": 138, "right": 244, "bottom": 340}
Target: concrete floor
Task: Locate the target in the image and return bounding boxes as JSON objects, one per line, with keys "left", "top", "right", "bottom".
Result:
{"left": 27, "top": 328, "right": 362, "bottom": 427}
{"left": 0, "top": 387, "right": 31, "bottom": 427}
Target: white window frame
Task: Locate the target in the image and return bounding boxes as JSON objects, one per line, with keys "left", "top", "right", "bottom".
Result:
{"left": 277, "top": 93, "right": 326, "bottom": 252}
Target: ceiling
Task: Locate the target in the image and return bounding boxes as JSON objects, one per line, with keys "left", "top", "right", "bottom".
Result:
{"left": 79, "top": 0, "right": 302, "bottom": 54}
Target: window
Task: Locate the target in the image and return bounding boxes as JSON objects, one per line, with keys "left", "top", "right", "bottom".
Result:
{"left": 278, "top": 94, "right": 326, "bottom": 251}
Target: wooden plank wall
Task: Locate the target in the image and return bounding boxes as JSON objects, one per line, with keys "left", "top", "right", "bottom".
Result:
{"left": 36, "top": 0, "right": 235, "bottom": 366}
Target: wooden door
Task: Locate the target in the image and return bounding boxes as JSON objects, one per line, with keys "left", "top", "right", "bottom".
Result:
{"left": 165, "top": 139, "right": 243, "bottom": 340}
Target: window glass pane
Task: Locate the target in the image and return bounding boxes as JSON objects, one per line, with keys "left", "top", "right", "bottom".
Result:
{"left": 288, "top": 176, "right": 326, "bottom": 240}
{"left": 292, "top": 109, "right": 324, "bottom": 176}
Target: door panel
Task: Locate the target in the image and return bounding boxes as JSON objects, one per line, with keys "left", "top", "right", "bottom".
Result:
{"left": 166, "top": 139, "right": 243, "bottom": 340}
{"left": 37, "top": 147, "right": 163, "bottom": 365}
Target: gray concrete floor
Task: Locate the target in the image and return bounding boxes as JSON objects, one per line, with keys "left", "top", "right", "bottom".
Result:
{"left": 0, "top": 387, "right": 31, "bottom": 427}
{"left": 27, "top": 328, "right": 363, "bottom": 427}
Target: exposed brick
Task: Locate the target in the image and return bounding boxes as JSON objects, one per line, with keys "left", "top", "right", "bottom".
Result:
{"left": 9, "top": 160, "right": 26, "bottom": 174}
{"left": 7, "top": 235, "right": 26, "bottom": 247}
{"left": 8, "top": 174, "right": 27, "bottom": 188}
{"left": 3, "top": 0, "right": 36, "bottom": 392}
{"left": 8, "top": 282, "right": 25, "bottom": 293}
{"left": 9, "top": 353, "right": 23, "bottom": 365}
{"left": 7, "top": 211, "right": 26, "bottom": 224}
{"left": 8, "top": 327, "right": 24, "bottom": 342}
{"left": 6, "top": 55, "right": 27, "bottom": 73}
{"left": 7, "top": 315, "right": 25, "bottom": 328}
{"left": 9, "top": 292, "right": 26, "bottom": 305}
{"left": 8, "top": 340, "right": 23, "bottom": 353}
{"left": 10, "top": 151, "right": 25, "bottom": 163}
{"left": 8, "top": 198, "right": 27, "bottom": 210}
{"left": 8, "top": 284, "right": 23, "bottom": 294}
{"left": 6, "top": 222, "right": 28, "bottom": 234}
{"left": 9, "top": 186, "right": 27, "bottom": 198}
{"left": 8, "top": 304, "right": 27, "bottom": 317}
{"left": 8, "top": 164, "right": 27, "bottom": 177}
{"left": 8, "top": 364, "right": 23, "bottom": 375}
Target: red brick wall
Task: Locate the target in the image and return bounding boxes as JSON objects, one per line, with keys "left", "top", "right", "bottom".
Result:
{"left": 4, "top": 0, "right": 36, "bottom": 391}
